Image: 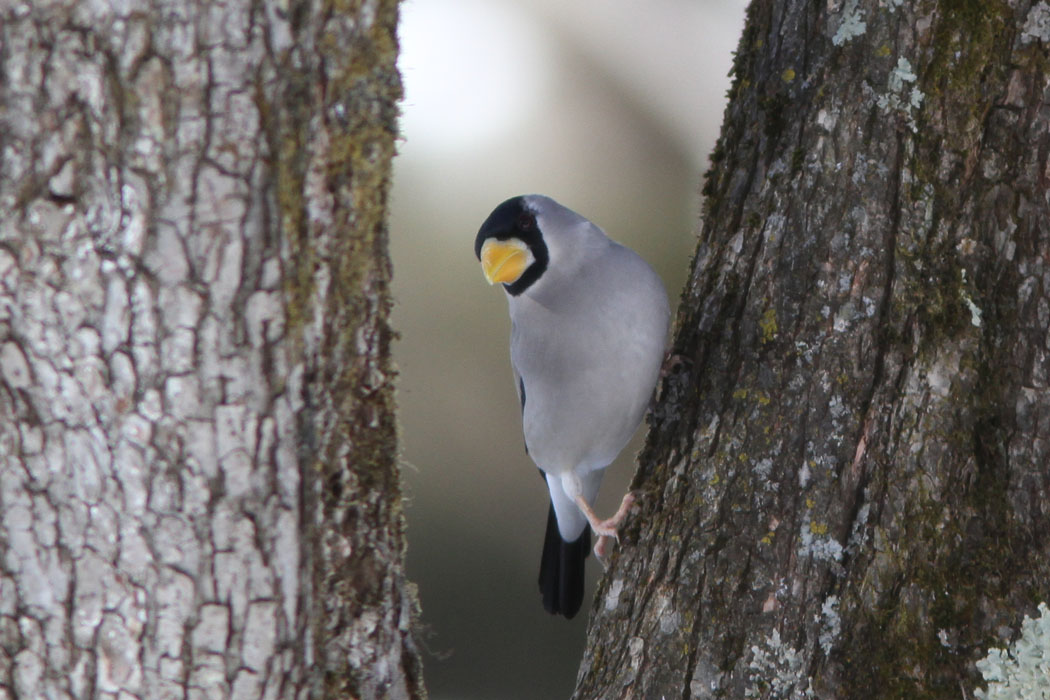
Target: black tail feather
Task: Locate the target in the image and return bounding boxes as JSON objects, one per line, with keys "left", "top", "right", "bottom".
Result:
{"left": 538, "top": 502, "right": 590, "bottom": 618}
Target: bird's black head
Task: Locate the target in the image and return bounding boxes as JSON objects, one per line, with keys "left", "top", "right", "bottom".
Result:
{"left": 475, "top": 196, "right": 549, "bottom": 296}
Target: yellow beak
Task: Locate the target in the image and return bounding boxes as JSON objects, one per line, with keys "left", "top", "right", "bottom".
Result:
{"left": 480, "top": 238, "right": 531, "bottom": 285}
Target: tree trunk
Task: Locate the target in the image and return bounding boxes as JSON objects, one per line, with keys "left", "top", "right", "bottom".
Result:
{"left": 0, "top": 2, "right": 422, "bottom": 699}
{"left": 575, "top": 0, "right": 1050, "bottom": 698}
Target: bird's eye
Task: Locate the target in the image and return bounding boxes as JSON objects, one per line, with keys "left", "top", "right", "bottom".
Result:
{"left": 517, "top": 213, "right": 534, "bottom": 230}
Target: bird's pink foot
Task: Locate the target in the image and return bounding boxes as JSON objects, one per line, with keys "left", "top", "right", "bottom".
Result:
{"left": 574, "top": 491, "right": 638, "bottom": 564}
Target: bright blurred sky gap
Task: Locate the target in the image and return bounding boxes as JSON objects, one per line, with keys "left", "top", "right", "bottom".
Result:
{"left": 399, "top": 0, "right": 553, "bottom": 154}
{"left": 398, "top": 0, "right": 747, "bottom": 165}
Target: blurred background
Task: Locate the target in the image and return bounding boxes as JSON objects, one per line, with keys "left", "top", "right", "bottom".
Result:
{"left": 390, "top": 1, "right": 746, "bottom": 696}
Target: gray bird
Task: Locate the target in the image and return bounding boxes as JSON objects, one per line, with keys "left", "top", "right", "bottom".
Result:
{"left": 475, "top": 194, "right": 669, "bottom": 618}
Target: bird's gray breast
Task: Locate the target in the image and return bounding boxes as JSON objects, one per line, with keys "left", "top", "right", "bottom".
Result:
{"left": 509, "top": 248, "right": 668, "bottom": 475}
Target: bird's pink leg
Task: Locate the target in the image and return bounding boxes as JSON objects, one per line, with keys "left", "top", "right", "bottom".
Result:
{"left": 574, "top": 492, "right": 637, "bottom": 562}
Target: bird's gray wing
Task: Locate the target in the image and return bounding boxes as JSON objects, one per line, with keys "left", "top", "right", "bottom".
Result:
{"left": 512, "top": 358, "right": 528, "bottom": 455}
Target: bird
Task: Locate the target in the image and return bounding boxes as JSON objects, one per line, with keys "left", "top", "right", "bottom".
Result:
{"left": 474, "top": 194, "right": 669, "bottom": 618}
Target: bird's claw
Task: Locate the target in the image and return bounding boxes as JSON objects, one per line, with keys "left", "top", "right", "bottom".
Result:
{"left": 594, "top": 535, "right": 614, "bottom": 566}
{"left": 659, "top": 352, "right": 691, "bottom": 379}
{"left": 591, "top": 521, "right": 622, "bottom": 539}
{"left": 585, "top": 491, "right": 641, "bottom": 564}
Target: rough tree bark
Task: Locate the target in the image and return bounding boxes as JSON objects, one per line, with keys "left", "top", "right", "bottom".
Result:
{"left": 576, "top": 0, "right": 1050, "bottom": 698}
{"left": 0, "top": 1, "right": 422, "bottom": 699}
